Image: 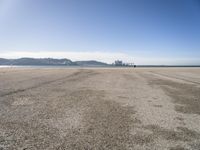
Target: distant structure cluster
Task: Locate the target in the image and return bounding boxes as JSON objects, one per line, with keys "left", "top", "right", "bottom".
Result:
{"left": 113, "top": 60, "right": 136, "bottom": 67}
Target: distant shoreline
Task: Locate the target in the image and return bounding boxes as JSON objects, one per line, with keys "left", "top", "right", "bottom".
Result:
{"left": 0, "top": 65, "right": 200, "bottom": 68}
{"left": 136, "top": 65, "right": 200, "bottom": 67}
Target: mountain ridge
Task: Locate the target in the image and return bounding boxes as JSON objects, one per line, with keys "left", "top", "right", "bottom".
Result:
{"left": 0, "top": 58, "right": 109, "bottom": 66}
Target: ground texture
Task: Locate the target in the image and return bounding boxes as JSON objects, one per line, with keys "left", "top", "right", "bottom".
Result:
{"left": 0, "top": 68, "right": 200, "bottom": 150}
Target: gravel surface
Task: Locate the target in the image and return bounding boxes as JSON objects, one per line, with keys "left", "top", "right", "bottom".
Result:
{"left": 0, "top": 67, "right": 200, "bottom": 150}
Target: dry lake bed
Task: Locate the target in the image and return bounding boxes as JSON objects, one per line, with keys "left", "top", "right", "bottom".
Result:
{"left": 0, "top": 67, "right": 200, "bottom": 150}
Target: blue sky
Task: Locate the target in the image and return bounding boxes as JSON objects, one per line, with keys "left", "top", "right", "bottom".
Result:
{"left": 0, "top": 0, "right": 200, "bottom": 65}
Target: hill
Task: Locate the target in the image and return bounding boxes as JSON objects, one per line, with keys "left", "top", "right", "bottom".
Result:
{"left": 0, "top": 58, "right": 108, "bottom": 66}
{"left": 75, "top": 60, "right": 108, "bottom": 66}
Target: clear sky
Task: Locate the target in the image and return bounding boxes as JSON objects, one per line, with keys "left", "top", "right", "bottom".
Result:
{"left": 0, "top": 0, "right": 200, "bottom": 65}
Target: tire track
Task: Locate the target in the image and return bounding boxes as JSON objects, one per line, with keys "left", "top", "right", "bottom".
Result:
{"left": 0, "top": 70, "right": 97, "bottom": 97}
{"left": 148, "top": 71, "right": 200, "bottom": 85}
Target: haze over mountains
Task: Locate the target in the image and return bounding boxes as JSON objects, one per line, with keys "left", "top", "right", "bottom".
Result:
{"left": 0, "top": 58, "right": 108, "bottom": 66}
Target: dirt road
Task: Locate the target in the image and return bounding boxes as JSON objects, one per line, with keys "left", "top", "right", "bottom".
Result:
{"left": 0, "top": 68, "right": 200, "bottom": 150}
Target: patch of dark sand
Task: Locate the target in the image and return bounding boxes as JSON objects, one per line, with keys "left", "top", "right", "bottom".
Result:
{"left": 170, "top": 146, "right": 188, "bottom": 150}
{"left": 144, "top": 125, "right": 200, "bottom": 142}
{"left": 149, "top": 79, "right": 200, "bottom": 115}
{"left": 153, "top": 104, "right": 163, "bottom": 108}
{"left": 57, "top": 89, "right": 140, "bottom": 149}
{"left": 0, "top": 121, "right": 61, "bottom": 150}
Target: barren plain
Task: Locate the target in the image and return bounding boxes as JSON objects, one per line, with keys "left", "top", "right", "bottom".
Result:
{"left": 0, "top": 67, "right": 200, "bottom": 150}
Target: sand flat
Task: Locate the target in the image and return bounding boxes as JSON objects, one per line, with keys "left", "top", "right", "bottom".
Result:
{"left": 0, "top": 68, "right": 200, "bottom": 149}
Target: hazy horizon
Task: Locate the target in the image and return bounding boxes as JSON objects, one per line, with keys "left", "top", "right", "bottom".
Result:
{"left": 1, "top": 51, "right": 200, "bottom": 65}
{"left": 0, "top": 0, "right": 200, "bottom": 65}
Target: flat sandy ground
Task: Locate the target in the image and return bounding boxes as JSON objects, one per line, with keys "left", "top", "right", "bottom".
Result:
{"left": 0, "top": 67, "right": 200, "bottom": 150}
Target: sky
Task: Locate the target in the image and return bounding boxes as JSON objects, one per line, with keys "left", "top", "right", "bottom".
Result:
{"left": 0, "top": 0, "right": 200, "bottom": 65}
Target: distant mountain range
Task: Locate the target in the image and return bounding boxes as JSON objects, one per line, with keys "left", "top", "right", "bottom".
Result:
{"left": 0, "top": 58, "right": 109, "bottom": 66}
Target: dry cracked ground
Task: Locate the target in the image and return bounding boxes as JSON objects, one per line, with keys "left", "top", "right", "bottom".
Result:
{"left": 0, "top": 67, "right": 200, "bottom": 150}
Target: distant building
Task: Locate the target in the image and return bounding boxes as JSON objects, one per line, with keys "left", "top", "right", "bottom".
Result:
{"left": 114, "top": 60, "right": 135, "bottom": 67}
{"left": 114, "top": 60, "right": 123, "bottom": 66}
